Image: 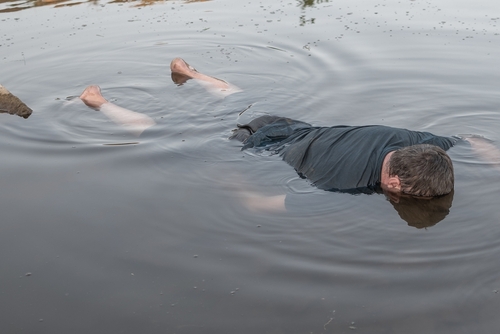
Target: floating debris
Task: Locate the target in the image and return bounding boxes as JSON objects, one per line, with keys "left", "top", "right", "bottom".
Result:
{"left": 238, "top": 103, "right": 253, "bottom": 116}
{"left": 102, "top": 142, "right": 139, "bottom": 146}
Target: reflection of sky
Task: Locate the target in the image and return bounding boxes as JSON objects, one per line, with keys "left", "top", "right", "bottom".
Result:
{"left": 0, "top": 0, "right": 211, "bottom": 13}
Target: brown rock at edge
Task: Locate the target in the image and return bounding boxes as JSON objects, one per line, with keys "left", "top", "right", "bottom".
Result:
{"left": 0, "top": 84, "right": 33, "bottom": 119}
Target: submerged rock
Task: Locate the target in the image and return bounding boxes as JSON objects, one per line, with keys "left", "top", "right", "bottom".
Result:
{"left": 0, "top": 84, "right": 32, "bottom": 119}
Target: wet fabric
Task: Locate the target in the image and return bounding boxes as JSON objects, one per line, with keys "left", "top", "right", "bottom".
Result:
{"left": 230, "top": 115, "right": 311, "bottom": 144}
{"left": 237, "top": 116, "right": 457, "bottom": 193}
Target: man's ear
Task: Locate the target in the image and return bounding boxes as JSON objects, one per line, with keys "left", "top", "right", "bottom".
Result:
{"left": 387, "top": 176, "right": 401, "bottom": 191}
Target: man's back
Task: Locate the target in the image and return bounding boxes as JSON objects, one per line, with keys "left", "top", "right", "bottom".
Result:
{"left": 239, "top": 117, "right": 457, "bottom": 193}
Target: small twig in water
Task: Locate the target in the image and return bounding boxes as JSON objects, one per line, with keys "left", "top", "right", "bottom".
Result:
{"left": 238, "top": 103, "right": 253, "bottom": 116}
{"left": 323, "top": 317, "right": 333, "bottom": 330}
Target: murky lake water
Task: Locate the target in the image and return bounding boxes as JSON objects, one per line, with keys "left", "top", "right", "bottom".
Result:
{"left": 1, "top": 0, "right": 500, "bottom": 333}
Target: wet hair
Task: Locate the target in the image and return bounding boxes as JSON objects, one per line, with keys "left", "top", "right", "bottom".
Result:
{"left": 389, "top": 144, "right": 454, "bottom": 197}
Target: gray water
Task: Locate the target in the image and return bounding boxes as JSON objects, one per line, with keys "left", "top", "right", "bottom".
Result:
{"left": 1, "top": 0, "right": 500, "bottom": 333}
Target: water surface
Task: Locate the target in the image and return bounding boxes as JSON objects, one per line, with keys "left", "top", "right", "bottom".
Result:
{"left": 1, "top": 0, "right": 500, "bottom": 333}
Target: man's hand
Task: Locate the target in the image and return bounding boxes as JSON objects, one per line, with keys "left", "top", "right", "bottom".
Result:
{"left": 461, "top": 135, "right": 500, "bottom": 166}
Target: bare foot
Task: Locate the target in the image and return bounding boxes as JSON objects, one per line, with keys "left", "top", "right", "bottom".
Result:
{"left": 80, "top": 85, "right": 108, "bottom": 109}
{"left": 170, "top": 57, "right": 238, "bottom": 97}
{"left": 170, "top": 58, "right": 198, "bottom": 77}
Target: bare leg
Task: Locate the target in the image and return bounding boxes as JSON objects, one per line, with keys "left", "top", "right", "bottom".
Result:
{"left": 80, "top": 85, "right": 156, "bottom": 137}
{"left": 170, "top": 58, "right": 241, "bottom": 97}
{"left": 78, "top": 59, "right": 238, "bottom": 135}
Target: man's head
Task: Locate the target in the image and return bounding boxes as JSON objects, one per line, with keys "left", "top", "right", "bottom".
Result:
{"left": 388, "top": 144, "right": 454, "bottom": 197}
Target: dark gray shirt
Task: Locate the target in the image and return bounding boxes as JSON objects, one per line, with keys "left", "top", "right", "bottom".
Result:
{"left": 246, "top": 122, "right": 457, "bottom": 193}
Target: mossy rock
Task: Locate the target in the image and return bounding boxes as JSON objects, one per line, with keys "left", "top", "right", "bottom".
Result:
{"left": 0, "top": 85, "right": 33, "bottom": 119}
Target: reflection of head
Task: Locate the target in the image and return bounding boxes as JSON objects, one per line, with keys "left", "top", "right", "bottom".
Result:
{"left": 389, "top": 144, "right": 454, "bottom": 197}
{"left": 388, "top": 190, "right": 454, "bottom": 228}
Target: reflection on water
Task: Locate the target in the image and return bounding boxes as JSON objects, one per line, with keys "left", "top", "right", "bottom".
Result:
{"left": 0, "top": 0, "right": 209, "bottom": 13}
{"left": 298, "top": 0, "right": 331, "bottom": 25}
{"left": 298, "top": 0, "right": 330, "bottom": 9}
{"left": 0, "top": 0, "right": 86, "bottom": 13}
{"left": 0, "top": 0, "right": 328, "bottom": 18}
{"left": 387, "top": 191, "right": 454, "bottom": 229}
{"left": 108, "top": 0, "right": 210, "bottom": 7}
